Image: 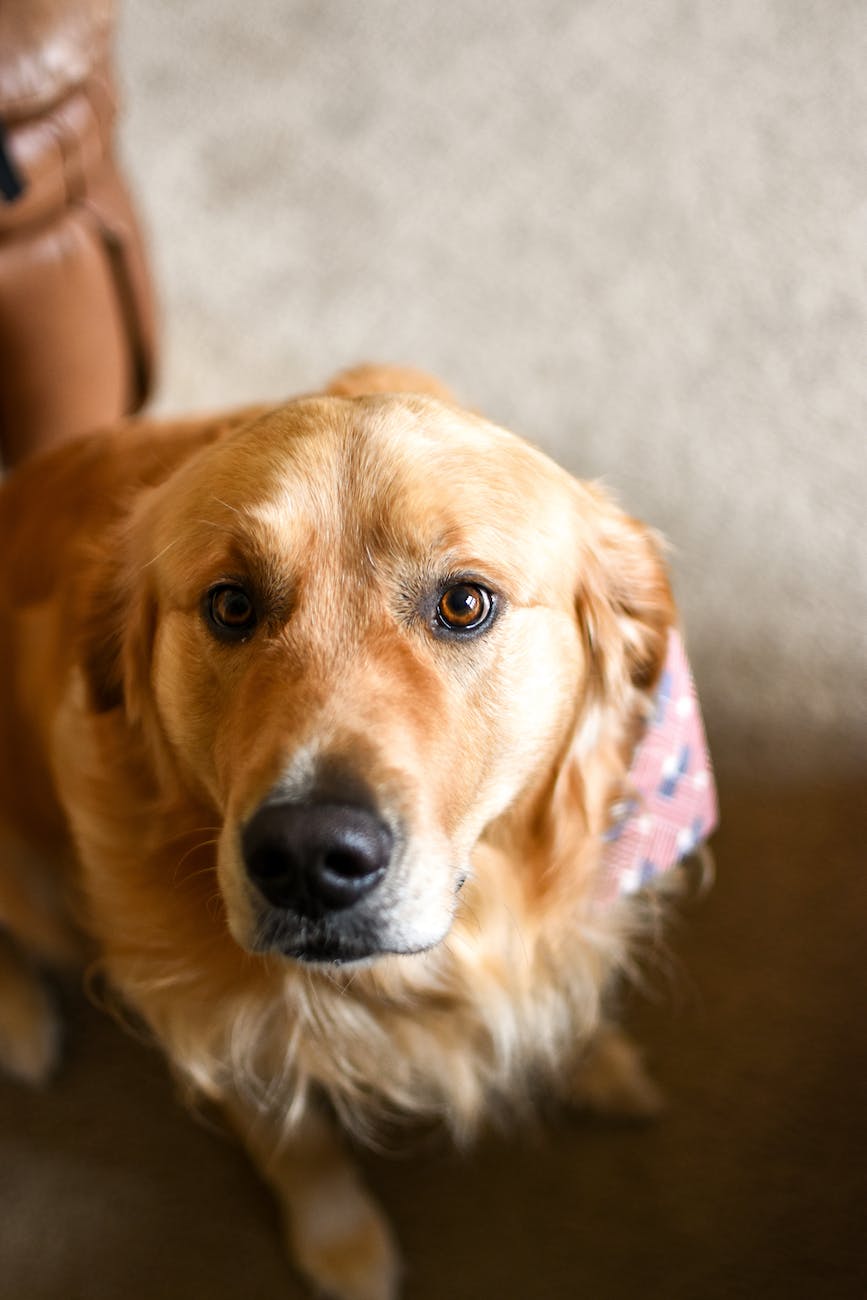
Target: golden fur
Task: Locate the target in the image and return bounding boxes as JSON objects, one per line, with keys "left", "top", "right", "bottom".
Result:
{"left": 0, "top": 366, "right": 674, "bottom": 1300}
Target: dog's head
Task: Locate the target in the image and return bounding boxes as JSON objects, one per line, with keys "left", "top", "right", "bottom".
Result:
{"left": 81, "top": 394, "right": 673, "bottom": 964}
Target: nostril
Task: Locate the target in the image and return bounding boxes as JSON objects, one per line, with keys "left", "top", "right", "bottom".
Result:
{"left": 247, "top": 843, "right": 295, "bottom": 881}
{"left": 322, "top": 847, "right": 372, "bottom": 879}
{"left": 313, "top": 819, "right": 391, "bottom": 907}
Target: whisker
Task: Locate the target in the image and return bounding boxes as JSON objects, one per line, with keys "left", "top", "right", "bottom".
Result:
{"left": 213, "top": 497, "right": 245, "bottom": 517}
{"left": 172, "top": 859, "right": 220, "bottom": 891}
{"left": 161, "top": 825, "right": 222, "bottom": 847}
{"left": 205, "top": 892, "right": 225, "bottom": 921}
{"left": 500, "top": 901, "right": 531, "bottom": 966}
{"left": 192, "top": 517, "right": 245, "bottom": 540}
{"left": 139, "top": 536, "right": 183, "bottom": 571}
{"left": 338, "top": 968, "right": 363, "bottom": 996}
{"left": 172, "top": 838, "right": 221, "bottom": 887}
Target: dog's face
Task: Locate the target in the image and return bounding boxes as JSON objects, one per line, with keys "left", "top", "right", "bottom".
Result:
{"left": 89, "top": 395, "right": 671, "bottom": 964}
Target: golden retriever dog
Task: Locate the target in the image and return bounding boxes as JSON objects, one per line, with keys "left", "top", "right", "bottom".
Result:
{"left": 0, "top": 365, "right": 713, "bottom": 1300}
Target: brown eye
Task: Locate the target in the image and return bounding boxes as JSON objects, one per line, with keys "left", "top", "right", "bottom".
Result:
{"left": 436, "top": 583, "right": 494, "bottom": 633}
{"left": 206, "top": 583, "right": 257, "bottom": 638}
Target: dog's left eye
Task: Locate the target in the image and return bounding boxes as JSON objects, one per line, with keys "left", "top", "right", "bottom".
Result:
{"left": 435, "top": 583, "right": 495, "bottom": 634}
{"left": 205, "top": 583, "right": 258, "bottom": 639}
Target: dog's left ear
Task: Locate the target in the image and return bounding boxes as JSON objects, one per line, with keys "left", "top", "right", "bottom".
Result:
{"left": 573, "top": 481, "right": 674, "bottom": 707}
{"left": 75, "top": 518, "right": 157, "bottom": 723}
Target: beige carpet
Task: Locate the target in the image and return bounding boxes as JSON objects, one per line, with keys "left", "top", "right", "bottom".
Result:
{"left": 2, "top": 2, "right": 866, "bottom": 1297}
{"left": 118, "top": 0, "right": 867, "bottom": 780}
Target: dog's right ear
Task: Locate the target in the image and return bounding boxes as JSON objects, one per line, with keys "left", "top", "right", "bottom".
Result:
{"left": 75, "top": 523, "right": 156, "bottom": 721}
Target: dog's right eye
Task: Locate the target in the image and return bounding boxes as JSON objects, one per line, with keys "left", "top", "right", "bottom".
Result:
{"left": 205, "top": 583, "right": 258, "bottom": 640}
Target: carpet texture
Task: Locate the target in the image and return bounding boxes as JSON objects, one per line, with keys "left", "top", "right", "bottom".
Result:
{"left": 1, "top": 2, "right": 865, "bottom": 1297}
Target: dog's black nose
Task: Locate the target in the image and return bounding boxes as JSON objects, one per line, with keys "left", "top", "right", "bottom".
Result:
{"left": 242, "top": 802, "right": 392, "bottom": 913}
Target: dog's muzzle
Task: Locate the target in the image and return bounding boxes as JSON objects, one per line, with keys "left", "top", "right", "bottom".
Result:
{"left": 241, "top": 800, "right": 393, "bottom": 917}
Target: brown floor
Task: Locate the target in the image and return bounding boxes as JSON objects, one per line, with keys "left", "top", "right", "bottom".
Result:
{"left": 2, "top": 771, "right": 865, "bottom": 1300}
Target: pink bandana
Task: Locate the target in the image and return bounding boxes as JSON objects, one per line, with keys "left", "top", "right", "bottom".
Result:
{"left": 599, "top": 629, "right": 718, "bottom": 899}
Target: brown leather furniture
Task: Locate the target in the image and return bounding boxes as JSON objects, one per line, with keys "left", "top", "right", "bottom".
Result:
{"left": 0, "top": 0, "right": 156, "bottom": 468}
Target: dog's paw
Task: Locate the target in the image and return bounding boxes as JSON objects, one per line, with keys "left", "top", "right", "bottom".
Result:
{"left": 562, "top": 1025, "right": 664, "bottom": 1120}
{"left": 0, "top": 940, "right": 61, "bottom": 1085}
{"left": 289, "top": 1178, "right": 401, "bottom": 1300}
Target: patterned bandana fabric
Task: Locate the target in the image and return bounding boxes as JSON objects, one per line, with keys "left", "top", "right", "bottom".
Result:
{"left": 599, "top": 629, "right": 718, "bottom": 899}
